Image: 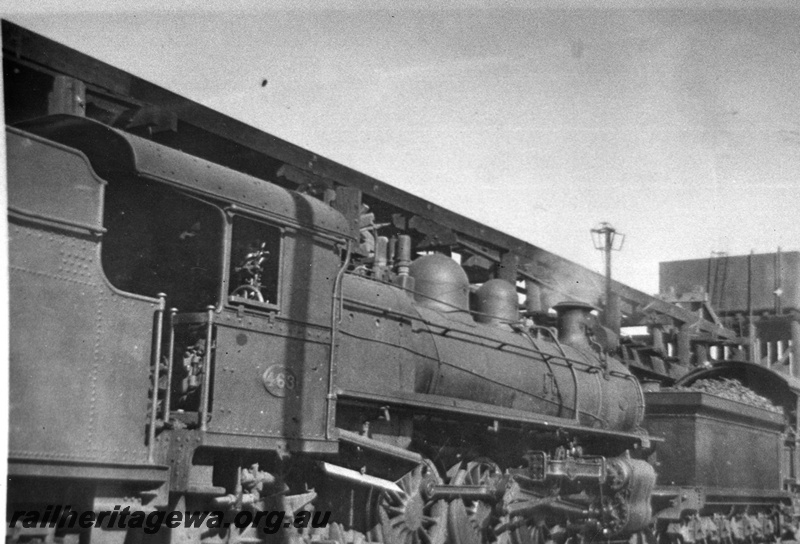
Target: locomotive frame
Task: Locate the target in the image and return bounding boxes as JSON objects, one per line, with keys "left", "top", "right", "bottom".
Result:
{"left": 5, "top": 19, "right": 800, "bottom": 544}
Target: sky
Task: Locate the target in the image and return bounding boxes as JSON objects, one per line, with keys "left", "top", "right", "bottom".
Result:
{"left": 3, "top": 3, "right": 800, "bottom": 294}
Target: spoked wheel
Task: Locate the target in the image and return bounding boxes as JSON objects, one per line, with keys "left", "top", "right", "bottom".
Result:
{"left": 377, "top": 460, "right": 448, "bottom": 544}
{"left": 231, "top": 284, "right": 264, "bottom": 302}
{"left": 447, "top": 459, "right": 502, "bottom": 544}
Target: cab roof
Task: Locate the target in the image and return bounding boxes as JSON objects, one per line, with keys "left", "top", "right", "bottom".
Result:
{"left": 15, "top": 115, "right": 353, "bottom": 241}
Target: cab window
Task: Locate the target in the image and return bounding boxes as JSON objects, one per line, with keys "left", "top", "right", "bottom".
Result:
{"left": 228, "top": 215, "right": 281, "bottom": 307}
{"left": 102, "top": 177, "right": 223, "bottom": 311}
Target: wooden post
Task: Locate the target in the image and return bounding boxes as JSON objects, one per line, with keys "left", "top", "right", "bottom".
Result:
{"left": 332, "top": 186, "right": 362, "bottom": 241}
{"left": 498, "top": 252, "right": 519, "bottom": 283}
{"left": 47, "top": 75, "right": 85, "bottom": 116}
{"left": 749, "top": 322, "right": 759, "bottom": 364}
{"left": 695, "top": 343, "right": 708, "bottom": 366}
{"left": 677, "top": 323, "right": 692, "bottom": 367}
{"left": 791, "top": 318, "right": 800, "bottom": 378}
{"left": 651, "top": 326, "right": 665, "bottom": 354}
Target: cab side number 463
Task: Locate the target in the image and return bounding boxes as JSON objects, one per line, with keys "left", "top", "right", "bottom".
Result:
{"left": 262, "top": 365, "right": 297, "bottom": 397}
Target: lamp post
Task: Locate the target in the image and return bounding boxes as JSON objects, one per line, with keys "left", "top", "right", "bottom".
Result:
{"left": 591, "top": 222, "right": 625, "bottom": 333}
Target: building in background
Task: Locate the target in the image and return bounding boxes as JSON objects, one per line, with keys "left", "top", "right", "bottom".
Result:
{"left": 660, "top": 250, "right": 800, "bottom": 377}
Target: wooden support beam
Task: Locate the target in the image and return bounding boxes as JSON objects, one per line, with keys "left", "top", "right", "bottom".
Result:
{"left": 47, "top": 75, "right": 85, "bottom": 116}
{"left": 498, "top": 252, "right": 519, "bottom": 283}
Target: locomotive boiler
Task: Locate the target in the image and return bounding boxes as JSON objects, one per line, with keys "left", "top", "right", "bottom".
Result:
{"left": 337, "top": 255, "right": 644, "bottom": 433}
{"left": 7, "top": 114, "right": 655, "bottom": 544}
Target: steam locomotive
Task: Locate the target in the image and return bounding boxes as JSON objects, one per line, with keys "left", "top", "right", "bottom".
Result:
{"left": 5, "top": 19, "right": 799, "bottom": 544}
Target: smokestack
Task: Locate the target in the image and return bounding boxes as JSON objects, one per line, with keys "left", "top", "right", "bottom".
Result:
{"left": 552, "top": 301, "right": 597, "bottom": 351}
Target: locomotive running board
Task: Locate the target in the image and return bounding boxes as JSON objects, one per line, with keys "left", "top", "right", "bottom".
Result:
{"left": 337, "top": 428, "right": 425, "bottom": 464}
{"left": 336, "top": 388, "right": 659, "bottom": 447}
{"left": 8, "top": 458, "right": 169, "bottom": 484}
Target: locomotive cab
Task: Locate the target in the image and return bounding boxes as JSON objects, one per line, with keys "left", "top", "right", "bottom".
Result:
{"left": 10, "top": 115, "right": 353, "bottom": 468}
